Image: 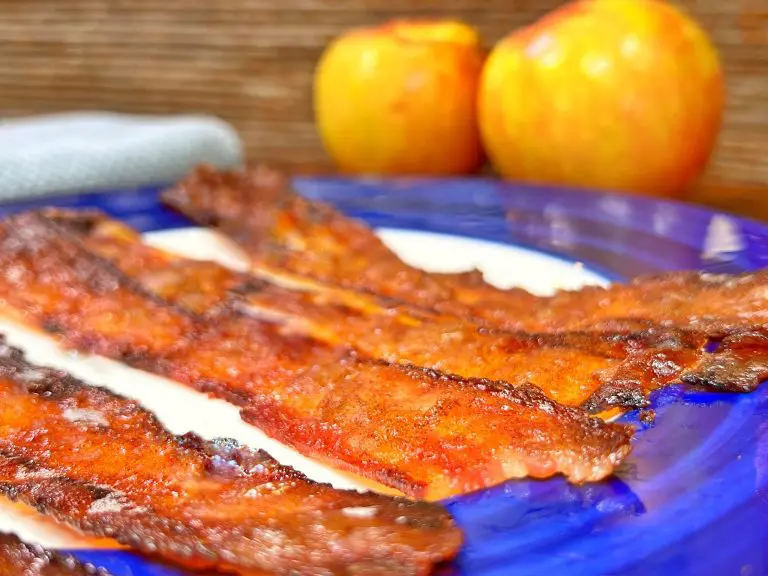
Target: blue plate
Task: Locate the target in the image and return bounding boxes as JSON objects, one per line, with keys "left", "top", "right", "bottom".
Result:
{"left": 1, "top": 178, "right": 766, "bottom": 576}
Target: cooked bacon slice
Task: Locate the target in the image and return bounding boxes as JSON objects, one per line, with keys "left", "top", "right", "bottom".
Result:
{"left": 161, "top": 165, "right": 529, "bottom": 320}
{"left": 161, "top": 166, "right": 768, "bottom": 337}
{"left": 0, "top": 340, "right": 462, "bottom": 574}
{"left": 497, "top": 271, "right": 768, "bottom": 337}
{"left": 46, "top": 210, "right": 704, "bottom": 411}
{"left": 0, "top": 533, "right": 106, "bottom": 575}
{"left": 49, "top": 211, "right": 766, "bottom": 413}
{"left": 0, "top": 212, "right": 633, "bottom": 497}
{"left": 160, "top": 165, "right": 445, "bottom": 300}
{"left": 682, "top": 329, "right": 768, "bottom": 393}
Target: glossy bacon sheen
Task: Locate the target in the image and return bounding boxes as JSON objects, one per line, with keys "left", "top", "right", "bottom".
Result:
{"left": 162, "top": 166, "right": 768, "bottom": 337}
{"left": 54, "top": 211, "right": 705, "bottom": 411}
{"left": 161, "top": 164, "right": 527, "bottom": 320}
{"left": 43, "top": 212, "right": 768, "bottom": 410}
{"left": 0, "top": 212, "right": 634, "bottom": 498}
{"left": 683, "top": 329, "right": 768, "bottom": 393}
{"left": 496, "top": 271, "right": 768, "bottom": 336}
{"left": 0, "top": 341, "right": 461, "bottom": 575}
{"left": 0, "top": 533, "right": 105, "bottom": 575}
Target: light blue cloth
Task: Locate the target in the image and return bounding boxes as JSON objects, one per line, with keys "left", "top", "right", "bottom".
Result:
{"left": 0, "top": 112, "right": 244, "bottom": 200}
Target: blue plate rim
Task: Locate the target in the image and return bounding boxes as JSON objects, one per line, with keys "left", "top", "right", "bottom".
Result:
{"left": 0, "top": 177, "right": 765, "bottom": 576}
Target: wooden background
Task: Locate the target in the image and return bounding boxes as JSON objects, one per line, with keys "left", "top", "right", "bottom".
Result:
{"left": 0, "top": 1, "right": 766, "bottom": 216}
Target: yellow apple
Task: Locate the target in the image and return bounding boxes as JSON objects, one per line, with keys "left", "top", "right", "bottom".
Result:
{"left": 478, "top": 0, "right": 724, "bottom": 198}
{"left": 314, "top": 20, "right": 485, "bottom": 176}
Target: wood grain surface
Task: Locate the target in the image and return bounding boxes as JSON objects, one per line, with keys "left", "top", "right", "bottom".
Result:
{"left": 0, "top": 1, "right": 765, "bottom": 217}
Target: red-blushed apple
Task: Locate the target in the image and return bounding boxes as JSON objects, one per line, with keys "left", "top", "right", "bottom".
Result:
{"left": 314, "top": 20, "right": 485, "bottom": 176}
{"left": 478, "top": 0, "right": 724, "bottom": 198}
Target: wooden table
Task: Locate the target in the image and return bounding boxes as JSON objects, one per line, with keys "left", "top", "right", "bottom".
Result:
{"left": 690, "top": 181, "right": 768, "bottom": 222}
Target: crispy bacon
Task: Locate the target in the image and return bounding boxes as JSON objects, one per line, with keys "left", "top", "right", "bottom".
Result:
{"left": 0, "top": 212, "right": 634, "bottom": 498}
{"left": 161, "top": 166, "right": 768, "bottom": 337}
{"left": 0, "top": 533, "right": 106, "bottom": 575}
{"left": 161, "top": 165, "right": 530, "bottom": 321}
{"left": 0, "top": 340, "right": 461, "bottom": 574}
{"left": 682, "top": 329, "right": 768, "bottom": 392}
{"left": 497, "top": 271, "right": 768, "bottom": 337}
{"left": 49, "top": 211, "right": 766, "bottom": 413}
{"left": 160, "top": 165, "right": 447, "bottom": 300}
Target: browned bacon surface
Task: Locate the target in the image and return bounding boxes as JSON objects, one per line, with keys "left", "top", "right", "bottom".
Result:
{"left": 0, "top": 212, "right": 634, "bottom": 498}
{"left": 50, "top": 210, "right": 768, "bottom": 413}
{"left": 0, "top": 340, "right": 461, "bottom": 574}
{"left": 497, "top": 270, "right": 768, "bottom": 336}
{"left": 683, "top": 329, "right": 768, "bottom": 392}
{"left": 161, "top": 166, "right": 768, "bottom": 337}
{"left": 161, "top": 165, "right": 529, "bottom": 320}
{"left": 0, "top": 533, "right": 106, "bottom": 575}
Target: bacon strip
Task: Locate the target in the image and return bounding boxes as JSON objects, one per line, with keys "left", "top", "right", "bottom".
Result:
{"left": 161, "top": 164, "right": 530, "bottom": 321}
{"left": 50, "top": 210, "right": 767, "bottom": 413}
{"left": 161, "top": 166, "right": 768, "bottom": 337}
{"left": 0, "top": 340, "right": 461, "bottom": 574}
{"left": 0, "top": 533, "right": 106, "bottom": 575}
{"left": 683, "top": 329, "right": 768, "bottom": 392}
{"left": 0, "top": 212, "right": 634, "bottom": 498}
{"left": 497, "top": 271, "right": 768, "bottom": 337}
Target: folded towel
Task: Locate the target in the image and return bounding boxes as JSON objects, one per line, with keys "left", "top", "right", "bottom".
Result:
{"left": 0, "top": 112, "right": 244, "bottom": 201}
